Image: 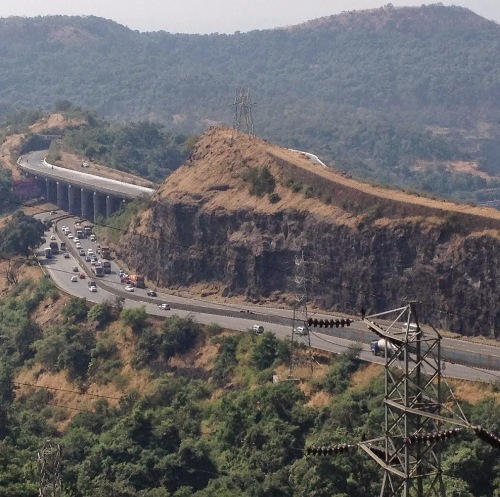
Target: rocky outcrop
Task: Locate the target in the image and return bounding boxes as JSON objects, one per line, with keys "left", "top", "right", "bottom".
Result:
{"left": 118, "top": 128, "right": 500, "bottom": 338}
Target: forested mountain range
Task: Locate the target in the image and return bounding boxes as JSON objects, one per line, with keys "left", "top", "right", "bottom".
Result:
{"left": 1, "top": 4, "right": 500, "bottom": 203}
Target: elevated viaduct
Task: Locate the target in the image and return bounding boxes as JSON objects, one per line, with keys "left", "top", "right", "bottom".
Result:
{"left": 17, "top": 151, "right": 155, "bottom": 221}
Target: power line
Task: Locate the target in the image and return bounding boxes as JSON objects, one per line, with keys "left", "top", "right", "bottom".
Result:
{"left": 13, "top": 380, "right": 123, "bottom": 401}
{"left": 3, "top": 192, "right": 498, "bottom": 332}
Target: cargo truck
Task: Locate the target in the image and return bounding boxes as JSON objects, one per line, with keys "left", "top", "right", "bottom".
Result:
{"left": 102, "top": 260, "right": 111, "bottom": 274}
{"left": 49, "top": 241, "right": 59, "bottom": 254}
{"left": 371, "top": 338, "right": 403, "bottom": 359}
{"left": 100, "top": 246, "right": 111, "bottom": 259}
{"left": 122, "top": 274, "right": 145, "bottom": 288}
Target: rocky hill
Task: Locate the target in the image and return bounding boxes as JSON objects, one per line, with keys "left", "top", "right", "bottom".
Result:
{"left": 118, "top": 127, "right": 500, "bottom": 338}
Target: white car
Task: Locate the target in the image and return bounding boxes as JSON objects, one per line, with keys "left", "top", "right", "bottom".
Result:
{"left": 76, "top": 243, "right": 82, "bottom": 249}
{"left": 70, "top": 275, "right": 78, "bottom": 282}
{"left": 294, "top": 326, "right": 309, "bottom": 336}
{"left": 158, "top": 303, "right": 170, "bottom": 310}
{"left": 125, "top": 285, "right": 135, "bottom": 292}
{"left": 252, "top": 324, "right": 264, "bottom": 334}
{"left": 88, "top": 285, "right": 97, "bottom": 292}
{"left": 67, "top": 233, "right": 73, "bottom": 239}
{"left": 50, "top": 234, "right": 56, "bottom": 240}
{"left": 87, "top": 248, "right": 93, "bottom": 255}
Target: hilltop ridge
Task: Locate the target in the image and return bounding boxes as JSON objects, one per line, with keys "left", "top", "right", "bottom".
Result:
{"left": 157, "top": 127, "right": 500, "bottom": 228}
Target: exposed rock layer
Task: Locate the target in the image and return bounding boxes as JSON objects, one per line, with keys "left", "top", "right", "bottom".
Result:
{"left": 119, "top": 128, "right": 500, "bottom": 338}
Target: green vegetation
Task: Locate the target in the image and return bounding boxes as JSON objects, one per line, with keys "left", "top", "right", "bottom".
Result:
{"left": 58, "top": 109, "right": 193, "bottom": 182}
{"left": 0, "top": 211, "right": 46, "bottom": 257}
{"left": 0, "top": 275, "right": 499, "bottom": 495}
{"left": 243, "top": 165, "right": 276, "bottom": 197}
{"left": 95, "top": 196, "right": 148, "bottom": 243}
{"left": 1, "top": 7, "right": 499, "bottom": 202}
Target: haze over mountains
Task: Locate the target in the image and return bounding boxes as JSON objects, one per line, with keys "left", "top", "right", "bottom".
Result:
{"left": 1, "top": 4, "right": 500, "bottom": 204}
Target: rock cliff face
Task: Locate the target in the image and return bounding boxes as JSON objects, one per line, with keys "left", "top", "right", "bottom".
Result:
{"left": 119, "top": 127, "right": 500, "bottom": 338}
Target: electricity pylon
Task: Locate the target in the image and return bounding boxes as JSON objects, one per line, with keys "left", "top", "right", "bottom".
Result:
{"left": 289, "top": 251, "right": 313, "bottom": 376}
{"left": 38, "top": 439, "right": 62, "bottom": 497}
{"left": 232, "top": 87, "right": 255, "bottom": 137}
{"left": 358, "top": 302, "right": 469, "bottom": 497}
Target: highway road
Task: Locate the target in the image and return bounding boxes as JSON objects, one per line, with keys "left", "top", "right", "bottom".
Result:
{"left": 18, "top": 151, "right": 154, "bottom": 199}
{"left": 37, "top": 211, "right": 500, "bottom": 384}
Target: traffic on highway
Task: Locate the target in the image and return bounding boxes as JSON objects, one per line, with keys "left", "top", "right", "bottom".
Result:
{"left": 36, "top": 210, "right": 500, "bottom": 383}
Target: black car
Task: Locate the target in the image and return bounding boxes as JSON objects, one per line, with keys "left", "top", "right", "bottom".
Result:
{"left": 147, "top": 290, "right": 157, "bottom": 297}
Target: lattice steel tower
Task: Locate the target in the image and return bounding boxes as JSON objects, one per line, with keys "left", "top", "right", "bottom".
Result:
{"left": 358, "top": 303, "right": 469, "bottom": 497}
{"left": 289, "top": 251, "right": 313, "bottom": 376}
{"left": 232, "top": 87, "right": 255, "bottom": 136}
{"left": 38, "top": 439, "right": 62, "bottom": 497}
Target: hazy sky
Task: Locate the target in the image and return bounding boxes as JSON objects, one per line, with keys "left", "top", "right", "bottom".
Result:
{"left": 2, "top": 1, "right": 499, "bottom": 34}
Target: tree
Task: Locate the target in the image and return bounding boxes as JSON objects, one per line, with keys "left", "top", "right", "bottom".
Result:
{"left": 159, "top": 316, "right": 201, "bottom": 360}
{"left": 88, "top": 301, "right": 113, "bottom": 327}
{"left": 251, "top": 332, "right": 279, "bottom": 370}
{"left": 0, "top": 211, "right": 46, "bottom": 257}
{"left": 62, "top": 297, "right": 88, "bottom": 322}
{"left": 3, "top": 258, "right": 23, "bottom": 286}
{"left": 121, "top": 306, "right": 148, "bottom": 333}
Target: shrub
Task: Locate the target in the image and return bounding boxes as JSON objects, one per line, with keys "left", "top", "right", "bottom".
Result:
{"left": 285, "top": 177, "right": 302, "bottom": 193}
{"left": 243, "top": 166, "right": 276, "bottom": 197}
{"left": 62, "top": 297, "right": 88, "bottom": 322}
{"left": 268, "top": 192, "right": 281, "bottom": 203}
{"left": 160, "top": 316, "right": 202, "bottom": 360}
{"left": 251, "top": 332, "right": 279, "bottom": 370}
{"left": 120, "top": 306, "right": 148, "bottom": 333}
{"left": 88, "top": 301, "right": 113, "bottom": 327}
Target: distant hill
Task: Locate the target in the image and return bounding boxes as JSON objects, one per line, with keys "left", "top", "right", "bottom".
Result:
{"left": 1, "top": 5, "right": 500, "bottom": 204}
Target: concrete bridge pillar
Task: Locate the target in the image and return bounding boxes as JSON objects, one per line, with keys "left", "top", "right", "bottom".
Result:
{"left": 56, "top": 181, "right": 68, "bottom": 211}
{"left": 81, "top": 188, "right": 93, "bottom": 221}
{"left": 68, "top": 185, "right": 75, "bottom": 214}
{"left": 68, "top": 185, "right": 82, "bottom": 215}
{"left": 106, "top": 195, "right": 120, "bottom": 218}
{"left": 93, "top": 192, "right": 107, "bottom": 223}
{"left": 45, "top": 179, "right": 50, "bottom": 202}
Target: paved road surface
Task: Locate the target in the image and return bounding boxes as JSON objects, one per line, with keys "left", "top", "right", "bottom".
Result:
{"left": 18, "top": 151, "right": 154, "bottom": 199}
{"left": 37, "top": 211, "right": 500, "bottom": 383}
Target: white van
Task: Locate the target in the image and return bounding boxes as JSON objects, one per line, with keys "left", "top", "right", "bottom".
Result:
{"left": 294, "top": 326, "right": 308, "bottom": 336}
{"left": 252, "top": 324, "right": 264, "bottom": 334}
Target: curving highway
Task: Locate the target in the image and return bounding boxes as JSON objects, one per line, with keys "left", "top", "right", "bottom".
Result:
{"left": 18, "top": 151, "right": 154, "bottom": 200}
{"left": 35, "top": 212, "right": 500, "bottom": 384}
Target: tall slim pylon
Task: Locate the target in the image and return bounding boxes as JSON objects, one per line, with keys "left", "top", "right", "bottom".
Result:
{"left": 358, "top": 303, "right": 469, "bottom": 497}
{"left": 38, "top": 439, "right": 62, "bottom": 497}
{"left": 289, "top": 251, "right": 313, "bottom": 376}
{"left": 232, "top": 87, "right": 255, "bottom": 137}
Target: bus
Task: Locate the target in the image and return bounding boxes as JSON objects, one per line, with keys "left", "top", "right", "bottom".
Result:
{"left": 92, "top": 265, "right": 104, "bottom": 277}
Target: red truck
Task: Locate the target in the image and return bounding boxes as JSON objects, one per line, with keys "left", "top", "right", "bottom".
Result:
{"left": 121, "top": 274, "right": 145, "bottom": 288}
